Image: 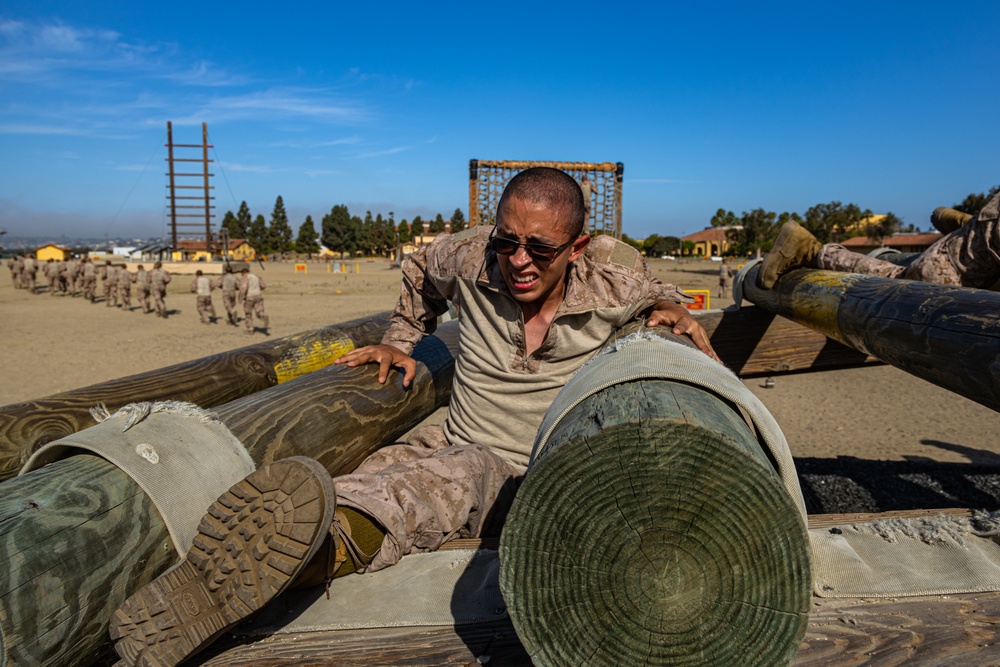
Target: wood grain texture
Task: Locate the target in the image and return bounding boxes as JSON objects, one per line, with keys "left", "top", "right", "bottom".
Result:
{"left": 694, "top": 306, "right": 879, "bottom": 377}
{"left": 741, "top": 265, "right": 1000, "bottom": 413}
{"left": 500, "top": 378, "right": 812, "bottom": 667}
{"left": 195, "top": 588, "right": 1000, "bottom": 667}
{"left": 0, "top": 312, "right": 393, "bottom": 481}
{"left": 0, "top": 324, "right": 457, "bottom": 667}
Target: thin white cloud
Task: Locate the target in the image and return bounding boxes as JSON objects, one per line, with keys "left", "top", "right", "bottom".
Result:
{"left": 356, "top": 137, "right": 437, "bottom": 159}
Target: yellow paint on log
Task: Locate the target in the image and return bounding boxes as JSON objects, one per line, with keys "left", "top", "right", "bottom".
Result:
{"left": 273, "top": 338, "right": 356, "bottom": 383}
{"left": 787, "top": 271, "right": 862, "bottom": 341}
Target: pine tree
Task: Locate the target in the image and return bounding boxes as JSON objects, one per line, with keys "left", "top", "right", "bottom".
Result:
{"left": 220, "top": 210, "right": 240, "bottom": 240}
{"left": 398, "top": 219, "right": 411, "bottom": 243}
{"left": 296, "top": 215, "right": 320, "bottom": 255}
{"left": 268, "top": 195, "right": 294, "bottom": 254}
{"left": 321, "top": 205, "right": 352, "bottom": 257}
{"left": 247, "top": 214, "right": 270, "bottom": 255}
{"left": 235, "top": 201, "right": 253, "bottom": 238}
{"left": 430, "top": 213, "right": 446, "bottom": 233}
{"left": 450, "top": 208, "right": 466, "bottom": 233}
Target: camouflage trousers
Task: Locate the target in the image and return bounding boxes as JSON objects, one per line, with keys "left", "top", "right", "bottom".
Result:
{"left": 136, "top": 286, "right": 150, "bottom": 312}
{"left": 118, "top": 285, "right": 131, "bottom": 310}
{"left": 335, "top": 425, "right": 522, "bottom": 574}
{"left": 196, "top": 295, "right": 215, "bottom": 323}
{"left": 104, "top": 283, "right": 117, "bottom": 307}
{"left": 222, "top": 291, "right": 238, "bottom": 324}
{"left": 153, "top": 287, "right": 167, "bottom": 316}
{"left": 243, "top": 296, "right": 266, "bottom": 332}
{"left": 818, "top": 192, "right": 1000, "bottom": 289}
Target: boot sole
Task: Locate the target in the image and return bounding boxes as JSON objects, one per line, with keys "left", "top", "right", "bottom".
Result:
{"left": 109, "top": 456, "right": 336, "bottom": 667}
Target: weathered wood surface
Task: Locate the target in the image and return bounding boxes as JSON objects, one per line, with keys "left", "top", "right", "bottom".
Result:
{"left": 0, "top": 312, "right": 393, "bottom": 482}
{"left": 499, "top": 331, "right": 811, "bottom": 666}
{"left": 199, "top": 511, "right": 1000, "bottom": 666}
{"left": 0, "top": 324, "right": 457, "bottom": 667}
{"left": 693, "top": 306, "right": 879, "bottom": 377}
{"left": 740, "top": 265, "right": 1000, "bottom": 413}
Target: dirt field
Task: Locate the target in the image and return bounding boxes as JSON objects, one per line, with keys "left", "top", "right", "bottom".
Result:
{"left": 2, "top": 256, "right": 997, "bottom": 512}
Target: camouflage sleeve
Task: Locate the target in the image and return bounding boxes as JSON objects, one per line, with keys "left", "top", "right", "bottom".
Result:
{"left": 381, "top": 235, "right": 458, "bottom": 355}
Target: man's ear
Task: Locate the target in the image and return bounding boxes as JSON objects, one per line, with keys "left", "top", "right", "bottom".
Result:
{"left": 568, "top": 234, "right": 591, "bottom": 262}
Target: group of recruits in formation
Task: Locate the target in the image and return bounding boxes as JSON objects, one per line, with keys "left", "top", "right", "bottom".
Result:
{"left": 61, "top": 166, "right": 1000, "bottom": 666}
{"left": 5, "top": 256, "right": 270, "bottom": 334}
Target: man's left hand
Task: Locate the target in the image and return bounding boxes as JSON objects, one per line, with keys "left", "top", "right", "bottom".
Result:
{"left": 646, "top": 301, "right": 720, "bottom": 362}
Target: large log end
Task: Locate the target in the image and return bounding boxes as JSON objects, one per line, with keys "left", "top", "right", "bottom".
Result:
{"left": 500, "top": 407, "right": 811, "bottom": 666}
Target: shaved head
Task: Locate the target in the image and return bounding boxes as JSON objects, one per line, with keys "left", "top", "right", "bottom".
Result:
{"left": 497, "top": 167, "right": 586, "bottom": 237}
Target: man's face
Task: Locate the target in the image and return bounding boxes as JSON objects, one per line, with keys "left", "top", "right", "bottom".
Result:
{"left": 494, "top": 196, "right": 589, "bottom": 313}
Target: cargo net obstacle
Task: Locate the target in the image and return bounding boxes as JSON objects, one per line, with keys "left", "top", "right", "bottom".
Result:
{"left": 469, "top": 160, "right": 624, "bottom": 238}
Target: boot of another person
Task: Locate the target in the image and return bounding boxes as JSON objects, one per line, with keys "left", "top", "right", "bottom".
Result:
{"left": 930, "top": 206, "right": 973, "bottom": 235}
{"left": 758, "top": 220, "right": 823, "bottom": 289}
{"left": 109, "top": 457, "right": 337, "bottom": 667}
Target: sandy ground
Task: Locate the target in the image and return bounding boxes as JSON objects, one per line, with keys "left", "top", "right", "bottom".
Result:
{"left": 2, "top": 257, "right": 997, "bottom": 478}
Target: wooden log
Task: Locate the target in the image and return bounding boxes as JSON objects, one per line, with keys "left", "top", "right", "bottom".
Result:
{"left": 202, "top": 536, "right": 1000, "bottom": 667}
{"left": 0, "top": 312, "right": 393, "bottom": 482}
{"left": 0, "top": 324, "right": 457, "bottom": 667}
{"left": 693, "top": 306, "right": 879, "bottom": 377}
{"left": 739, "top": 264, "right": 1000, "bottom": 413}
{"left": 499, "top": 332, "right": 812, "bottom": 666}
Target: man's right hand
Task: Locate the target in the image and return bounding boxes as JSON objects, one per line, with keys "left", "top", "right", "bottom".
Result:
{"left": 334, "top": 344, "right": 418, "bottom": 387}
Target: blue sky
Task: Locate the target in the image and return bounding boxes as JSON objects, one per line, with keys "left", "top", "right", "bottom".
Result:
{"left": 1, "top": 2, "right": 997, "bottom": 243}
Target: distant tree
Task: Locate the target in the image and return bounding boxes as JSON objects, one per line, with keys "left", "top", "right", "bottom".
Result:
{"left": 321, "top": 205, "right": 352, "bottom": 257}
{"left": 357, "top": 211, "right": 377, "bottom": 255}
{"left": 398, "top": 219, "right": 411, "bottom": 244}
{"left": 295, "top": 215, "right": 320, "bottom": 255}
{"left": 268, "top": 196, "right": 294, "bottom": 254}
{"left": 863, "top": 212, "right": 904, "bottom": 246}
{"left": 430, "top": 213, "right": 446, "bottom": 234}
{"left": 710, "top": 209, "right": 739, "bottom": 228}
{"left": 681, "top": 240, "right": 696, "bottom": 256}
{"left": 348, "top": 215, "right": 365, "bottom": 255}
{"left": 450, "top": 208, "right": 467, "bottom": 233}
{"left": 727, "top": 209, "right": 779, "bottom": 257}
{"left": 247, "top": 214, "right": 270, "bottom": 255}
{"left": 411, "top": 215, "right": 425, "bottom": 239}
{"left": 802, "top": 202, "right": 871, "bottom": 244}
{"left": 643, "top": 234, "right": 678, "bottom": 257}
{"left": 953, "top": 185, "right": 1000, "bottom": 215}
{"left": 235, "top": 201, "right": 253, "bottom": 238}
{"left": 219, "top": 210, "right": 240, "bottom": 240}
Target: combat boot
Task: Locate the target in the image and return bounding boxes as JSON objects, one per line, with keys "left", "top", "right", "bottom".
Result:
{"left": 930, "top": 206, "right": 972, "bottom": 235}
{"left": 110, "top": 457, "right": 337, "bottom": 667}
{"left": 758, "top": 220, "right": 823, "bottom": 289}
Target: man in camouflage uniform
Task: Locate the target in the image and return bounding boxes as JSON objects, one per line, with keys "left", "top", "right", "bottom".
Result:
{"left": 81, "top": 258, "right": 97, "bottom": 302}
{"left": 65, "top": 257, "right": 80, "bottom": 297}
{"left": 760, "top": 190, "right": 1000, "bottom": 291}
{"left": 111, "top": 167, "right": 717, "bottom": 667}
{"left": 149, "top": 261, "right": 172, "bottom": 318}
{"left": 134, "top": 264, "right": 151, "bottom": 313}
{"left": 21, "top": 254, "right": 37, "bottom": 293}
{"left": 238, "top": 267, "right": 268, "bottom": 334}
{"left": 103, "top": 261, "right": 118, "bottom": 307}
{"left": 117, "top": 265, "right": 135, "bottom": 310}
{"left": 190, "top": 269, "right": 217, "bottom": 324}
{"left": 11, "top": 255, "right": 23, "bottom": 289}
{"left": 43, "top": 259, "right": 58, "bottom": 295}
{"left": 214, "top": 264, "right": 240, "bottom": 325}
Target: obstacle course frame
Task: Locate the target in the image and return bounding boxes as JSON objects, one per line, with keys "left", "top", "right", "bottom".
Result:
{"left": 469, "top": 160, "right": 624, "bottom": 238}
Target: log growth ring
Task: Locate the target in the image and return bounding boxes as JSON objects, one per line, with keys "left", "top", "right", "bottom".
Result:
{"left": 500, "top": 397, "right": 810, "bottom": 666}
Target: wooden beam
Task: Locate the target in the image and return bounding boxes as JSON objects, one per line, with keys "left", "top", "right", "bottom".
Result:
{"left": 739, "top": 265, "right": 1000, "bottom": 413}
{"left": 0, "top": 324, "right": 457, "bottom": 667}
{"left": 0, "top": 312, "right": 393, "bottom": 481}
{"left": 693, "top": 306, "right": 879, "bottom": 377}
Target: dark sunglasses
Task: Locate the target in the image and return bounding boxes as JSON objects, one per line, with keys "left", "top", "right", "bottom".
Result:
{"left": 488, "top": 230, "right": 575, "bottom": 262}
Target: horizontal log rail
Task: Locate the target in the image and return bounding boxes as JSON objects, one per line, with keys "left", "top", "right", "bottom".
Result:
{"left": 0, "top": 323, "right": 456, "bottom": 667}
{"left": 0, "top": 312, "right": 393, "bottom": 481}
{"left": 738, "top": 264, "right": 1000, "bottom": 413}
